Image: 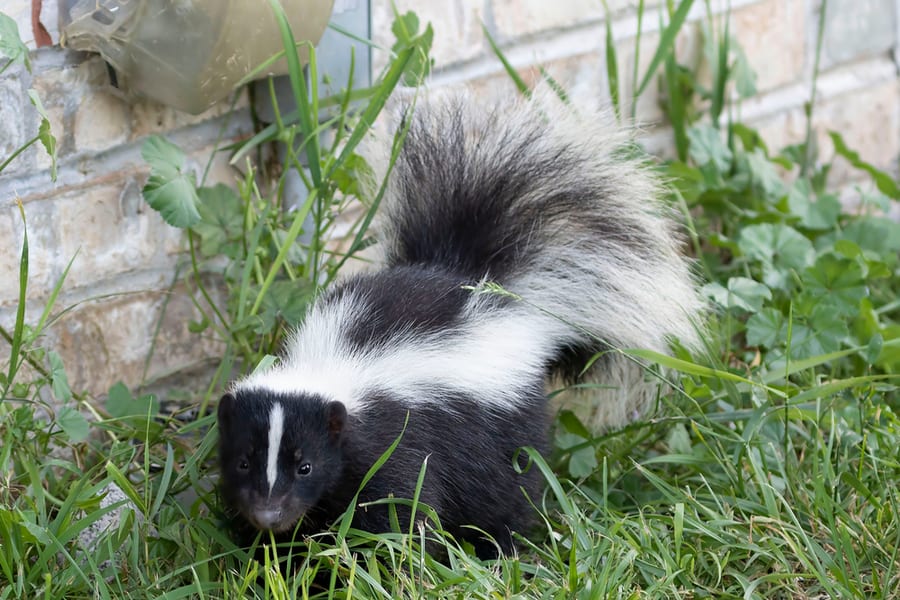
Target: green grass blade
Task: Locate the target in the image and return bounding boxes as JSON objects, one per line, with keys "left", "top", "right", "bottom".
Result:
{"left": 228, "top": 87, "right": 377, "bottom": 166}
{"left": 626, "top": 348, "right": 789, "bottom": 398}
{"left": 601, "top": 1, "right": 620, "bottom": 119}
{"left": 634, "top": 0, "right": 694, "bottom": 100}
{"left": 482, "top": 24, "right": 530, "bottom": 97}
{"left": 335, "top": 413, "right": 409, "bottom": 541}
{"left": 105, "top": 462, "right": 148, "bottom": 515}
{"left": 538, "top": 66, "right": 570, "bottom": 104}
{"left": 788, "top": 375, "right": 895, "bottom": 404}
{"left": 709, "top": 10, "right": 730, "bottom": 127}
{"left": 267, "top": 0, "right": 322, "bottom": 187}
{"left": 149, "top": 443, "right": 175, "bottom": 520}
{"left": 663, "top": 33, "right": 688, "bottom": 160}
{"left": 630, "top": 0, "right": 646, "bottom": 120}
{"left": 329, "top": 44, "right": 417, "bottom": 176}
{"left": 4, "top": 201, "right": 29, "bottom": 400}
{"left": 829, "top": 131, "right": 900, "bottom": 198}
{"left": 33, "top": 251, "right": 77, "bottom": 339}
{"left": 329, "top": 97, "right": 414, "bottom": 276}
{"left": 761, "top": 338, "right": 900, "bottom": 384}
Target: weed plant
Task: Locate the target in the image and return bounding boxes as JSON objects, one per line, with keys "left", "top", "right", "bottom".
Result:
{"left": 2, "top": 1, "right": 899, "bottom": 598}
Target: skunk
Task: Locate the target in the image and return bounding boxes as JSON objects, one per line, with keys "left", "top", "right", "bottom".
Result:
{"left": 217, "top": 89, "right": 703, "bottom": 557}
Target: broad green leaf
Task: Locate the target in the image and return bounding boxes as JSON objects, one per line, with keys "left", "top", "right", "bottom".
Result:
{"left": 763, "top": 306, "right": 849, "bottom": 361}
{"left": 878, "top": 324, "right": 900, "bottom": 370}
{"left": 56, "top": 406, "right": 89, "bottom": 443}
{"left": 568, "top": 446, "right": 598, "bottom": 479}
{"left": 802, "top": 304, "right": 849, "bottom": 355}
{"left": 391, "top": 11, "right": 433, "bottom": 86}
{"left": 665, "top": 423, "right": 693, "bottom": 455}
{"left": 259, "top": 279, "right": 315, "bottom": 329}
{"left": 557, "top": 410, "right": 592, "bottom": 440}
{"left": 48, "top": 350, "right": 72, "bottom": 402}
{"left": 330, "top": 152, "right": 371, "bottom": 197}
{"left": 0, "top": 13, "right": 29, "bottom": 71}
{"left": 19, "top": 519, "right": 51, "bottom": 544}
{"left": 141, "top": 136, "right": 200, "bottom": 228}
{"left": 745, "top": 148, "right": 784, "bottom": 198}
{"left": 865, "top": 333, "right": 883, "bottom": 365}
{"left": 192, "top": 184, "right": 244, "bottom": 258}
{"left": 787, "top": 179, "right": 840, "bottom": 230}
{"left": 732, "top": 45, "right": 757, "bottom": 98}
{"left": 687, "top": 124, "right": 732, "bottom": 172}
{"left": 802, "top": 254, "right": 868, "bottom": 316}
{"left": 106, "top": 381, "right": 160, "bottom": 418}
{"left": 27, "top": 90, "right": 57, "bottom": 180}
{"left": 738, "top": 223, "right": 815, "bottom": 289}
{"left": 732, "top": 123, "right": 769, "bottom": 155}
{"left": 703, "top": 277, "right": 771, "bottom": 313}
{"left": 840, "top": 216, "right": 900, "bottom": 255}
{"left": 746, "top": 308, "right": 784, "bottom": 348}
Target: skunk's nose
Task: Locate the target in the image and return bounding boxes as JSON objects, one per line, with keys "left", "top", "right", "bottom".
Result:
{"left": 251, "top": 509, "right": 282, "bottom": 530}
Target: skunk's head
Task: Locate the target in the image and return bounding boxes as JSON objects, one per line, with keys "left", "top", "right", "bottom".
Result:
{"left": 217, "top": 389, "right": 347, "bottom": 533}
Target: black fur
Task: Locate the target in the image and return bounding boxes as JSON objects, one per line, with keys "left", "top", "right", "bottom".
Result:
{"left": 381, "top": 101, "right": 669, "bottom": 281}
{"left": 218, "top": 385, "right": 547, "bottom": 557}
{"left": 332, "top": 266, "right": 475, "bottom": 351}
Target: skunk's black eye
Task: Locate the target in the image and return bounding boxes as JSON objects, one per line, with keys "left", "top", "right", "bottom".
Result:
{"left": 237, "top": 458, "right": 250, "bottom": 471}
{"left": 297, "top": 462, "right": 311, "bottom": 476}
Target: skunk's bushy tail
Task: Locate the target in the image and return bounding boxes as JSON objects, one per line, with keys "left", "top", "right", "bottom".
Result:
{"left": 372, "top": 90, "right": 704, "bottom": 429}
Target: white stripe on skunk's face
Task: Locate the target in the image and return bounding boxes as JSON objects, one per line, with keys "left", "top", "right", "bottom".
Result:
{"left": 266, "top": 402, "right": 285, "bottom": 494}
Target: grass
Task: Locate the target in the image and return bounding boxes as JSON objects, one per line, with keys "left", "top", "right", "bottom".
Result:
{"left": 2, "top": 1, "right": 900, "bottom": 598}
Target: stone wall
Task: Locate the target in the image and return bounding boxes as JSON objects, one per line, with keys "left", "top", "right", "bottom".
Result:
{"left": 1, "top": 1, "right": 249, "bottom": 395}
{"left": 1, "top": 0, "right": 898, "bottom": 399}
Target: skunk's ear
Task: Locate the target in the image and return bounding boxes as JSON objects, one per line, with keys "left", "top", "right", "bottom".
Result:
{"left": 218, "top": 393, "right": 236, "bottom": 429}
{"left": 326, "top": 401, "right": 347, "bottom": 441}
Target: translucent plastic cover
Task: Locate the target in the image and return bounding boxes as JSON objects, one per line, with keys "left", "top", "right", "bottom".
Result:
{"left": 60, "top": 0, "right": 334, "bottom": 113}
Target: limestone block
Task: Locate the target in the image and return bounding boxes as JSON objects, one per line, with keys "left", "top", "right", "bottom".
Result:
{"left": 732, "top": 0, "right": 806, "bottom": 93}
{"left": 53, "top": 181, "right": 184, "bottom": 290}
{"left": 823, "top": 0, "right": 897, "bottom": 67}
{"left": 490, "top": 0, "right": 604, "bottom": 39}
{"left": 46, "top": 287, "right": 222, "bottom": 396}
{"left": 0, "top": 78, "right": 26, "bottom": 163}
{"left": 74, "top": 91, "right": 129, "bottom": 153}
{"left": 752, "top": 76, "right": 900, "bottom": 181}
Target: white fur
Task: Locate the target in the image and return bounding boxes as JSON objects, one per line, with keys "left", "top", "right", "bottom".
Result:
{"left": 266, "top": 403, "right": 284, "bottom": 493}
{"left": 237, "top": 293, "right": 566, "bottom": 414}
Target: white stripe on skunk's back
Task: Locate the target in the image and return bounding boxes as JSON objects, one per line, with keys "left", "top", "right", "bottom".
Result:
{"left": 234, "top": 290, "right": 565, "bottom": 413}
